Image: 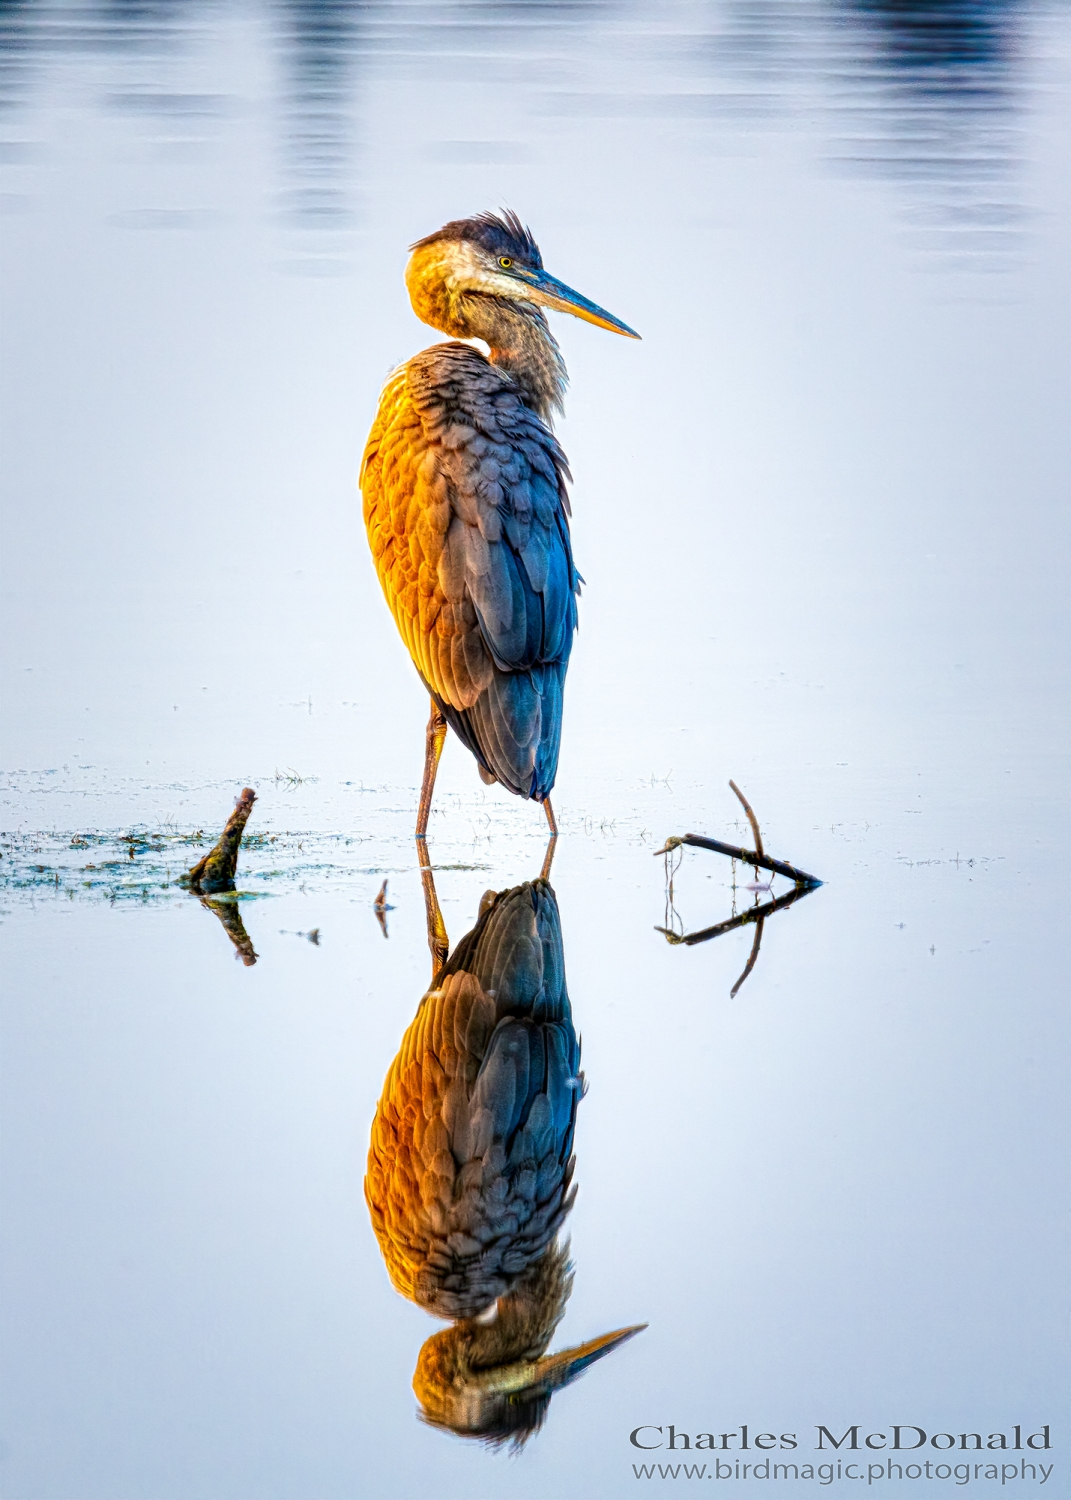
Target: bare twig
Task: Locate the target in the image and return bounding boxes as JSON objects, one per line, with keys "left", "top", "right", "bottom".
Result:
{"left": 653, "top": 834, "right": 821, "bottom": 889}
{"left": 183, "top": 788, "right": 257, "bottom": 894}
{"left": 728, "top": 779, "right": 764, "bottom": 858}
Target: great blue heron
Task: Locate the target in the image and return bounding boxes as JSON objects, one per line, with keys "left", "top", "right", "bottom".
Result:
{"left": 360, "top": 211, "right": 639, "bottom": 838}
{"left": 364, "top": 857, "right": 645, "bottom": 1445}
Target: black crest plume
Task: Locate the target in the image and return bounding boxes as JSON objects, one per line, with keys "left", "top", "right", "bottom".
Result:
{"left": 411, "top": 209, "right": 543, "bottom": 268}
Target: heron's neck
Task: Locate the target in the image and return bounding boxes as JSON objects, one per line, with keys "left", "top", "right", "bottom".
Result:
{"left": 463, "top": 1243, "right": 571, "bottom": 1370}
{"left": 409, "top": 267, "right": 568, "bottom": 423}
{"left": 462, "top": 297, "right": 567, "bottom": 425}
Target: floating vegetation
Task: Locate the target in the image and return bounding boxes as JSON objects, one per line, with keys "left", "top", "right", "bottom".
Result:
{"left": 0, "top": 824, "right": 404, "bottom": 907}
{"left": 272, "top": 767, "right": 317, "bottom": 786}
{"left": 280, "top": 927, "right": 321, "bottom": 945}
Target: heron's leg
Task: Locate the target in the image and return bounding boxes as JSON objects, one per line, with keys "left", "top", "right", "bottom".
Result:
{"left": 416, "top": 836, "right": 449, "bottom": 982}
{"left": 541, "top": 796, "right": 558, "bottom": 837}
{"left": 416, "top": 699, "right": 448, "bottom": 840}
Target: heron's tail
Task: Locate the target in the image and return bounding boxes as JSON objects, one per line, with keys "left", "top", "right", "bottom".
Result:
{"left": 436, "top": 662, "right": 565, "bottom": 802}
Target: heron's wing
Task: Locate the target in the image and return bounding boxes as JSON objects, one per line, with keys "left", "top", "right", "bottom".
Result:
{"left": 411, "top": 344, "right": 578, "bottom": 673}
{"left": 365, "top": 972, "right": 492, "bottom": 1286}
{"left": 361, "top": 343, "right": 577, "bottom": 715}
{"left": 362, "top": 362, "right": 494, "bottom": 707}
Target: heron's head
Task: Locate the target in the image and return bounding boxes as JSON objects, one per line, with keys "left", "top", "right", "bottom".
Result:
{"left": 405, "top": 210, "right": 640, "bottom": 344}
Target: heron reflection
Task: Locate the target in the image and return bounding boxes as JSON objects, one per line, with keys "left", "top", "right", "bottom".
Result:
{"left": 364, "top": 842, "right": 644, "bottom": 1446}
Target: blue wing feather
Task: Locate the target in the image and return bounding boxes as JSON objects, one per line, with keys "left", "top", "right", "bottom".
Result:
{"left": 408, "top": 343, "right": 579, "bottom": 800}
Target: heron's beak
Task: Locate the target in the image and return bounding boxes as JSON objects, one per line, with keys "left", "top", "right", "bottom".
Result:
{"left": 517, "top": 269, "right": 641, "bottom": 339}
{"left": 480, "top": 1324, "right": 648, "bottom": 1397}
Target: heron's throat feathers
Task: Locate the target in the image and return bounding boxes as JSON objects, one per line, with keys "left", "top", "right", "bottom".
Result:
{"left": 406, "top": 242, "right": 568, "bottom": 422}
{"left": 416, "top": 1242, "right": 573, "bottom": 1395}
{"left": 476, "top": 298, "right": 568, "bottom": 422}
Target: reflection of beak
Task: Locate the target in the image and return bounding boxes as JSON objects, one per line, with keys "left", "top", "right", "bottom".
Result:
{"left": 516, "top": 268, "right": 641, "bottom": 338}
{"left": 481, "top": 1324, "right": 648, "bottom": 1396}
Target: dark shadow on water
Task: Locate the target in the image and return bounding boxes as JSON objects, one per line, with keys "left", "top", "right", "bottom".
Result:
{"left": 703, "top": 0, "right": 1033, "bottom": 263}
{"left": 828, "top": 0, "right": 1031, "bottom": 262}
{"left": 274, "top": 0, "right": 366, "bottom": 226}
{"left": 0, "top": 0, "right": 1044, "bottom": 260}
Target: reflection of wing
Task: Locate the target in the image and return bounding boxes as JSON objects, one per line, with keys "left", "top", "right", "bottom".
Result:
{"left": 361, "top": 343, "right": 579, "bottom": 797}
{"left": 365, "top": 882, "right": 580, "bottom": 1319}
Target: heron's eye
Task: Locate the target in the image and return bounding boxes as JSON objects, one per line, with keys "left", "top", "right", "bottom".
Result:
{"left": 498, "top": 256, "right": 513, "bottom": 269}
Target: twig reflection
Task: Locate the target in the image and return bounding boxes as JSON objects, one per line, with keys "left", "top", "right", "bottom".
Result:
{"left": 662, "top": 840, "right": 684, "bottom": 938}
{"left": 657, "top": 881, "right": 816, "bottom": 948}
{"left": 730, "top": 916, "right": 765, "bottom": 1000}
{"left": 197, "top": 894, "right": 258, "bottom": 966}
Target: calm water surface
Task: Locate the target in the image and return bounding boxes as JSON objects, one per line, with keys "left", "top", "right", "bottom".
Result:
{"left": 1, "top": 3, "right": 1069, "bottom": 1497}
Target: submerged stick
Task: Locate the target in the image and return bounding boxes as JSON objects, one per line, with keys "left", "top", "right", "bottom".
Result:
{"left": 184, "top": 788, "right": 257, "bottom": 894}
{"left": 654, "top": 834, "right": 821, "bottom": 889}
